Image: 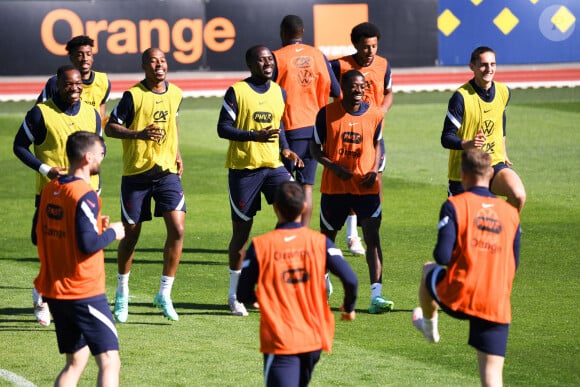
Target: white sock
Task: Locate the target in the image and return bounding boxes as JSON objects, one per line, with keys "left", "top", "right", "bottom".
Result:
{"left": 370, "top": 283, "right": 382, "bottom": 299}
{"left": 159, "top": 275, "right": 175, "bottom": 297}
{"left": 117, "top": 272, "right": 130, "bottom": 295}
{"left": 32, "top": 287, "right": 43, "bottom": 305}
{"left": 229, "top": 269, "right": 241, "bottom": 300}
{"left": 346, "top": 215, "right": 359, "bottom": 240}
{"left": 423, "top": 314, "right": 440, "bottom": 342}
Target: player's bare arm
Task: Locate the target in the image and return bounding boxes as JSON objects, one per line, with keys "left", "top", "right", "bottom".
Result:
{"left": 310, "top": 141, "right": 352, "bottom": 180}
{"left": 281, "top": 149, "right": 304, "bottom": 168}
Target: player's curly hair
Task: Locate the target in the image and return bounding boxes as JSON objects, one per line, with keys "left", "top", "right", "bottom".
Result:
{"left": 351, "top": 22, "right": 381, "bottom": 45}
{"left": 65, "top": 36, "right": 94, "bottom": 54}
{"left": 341, "top": 69, "right": 364, "bottom": 88}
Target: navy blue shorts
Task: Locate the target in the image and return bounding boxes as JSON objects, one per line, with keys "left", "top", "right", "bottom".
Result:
{"left": 283, "top": 138, "right": 317, "bottom": 186}
{"left": 121, "top": 170, "right": 186, "bottom": 224}
{"left": 448, "top": 162, "right": 511, "bottom": 197}
{"left": 283, "top": 127, "right": 317, "bottom": 186}
{"left": 228, "top": 166, "right": 292, "bottom": 221}
{"left": 490, "top": 162, "right": 510, "bottom": 187}
{"left": 447, "top": 180, "right": 464, "bottom": 197}
{"left": 264, "top": 350, "right": 321, "bottom": 387}
{"left": 46, "top": 294, "right": 119, "bottom": 355}
{"left": 425, "top": 266, "right": 510, "bottom": 356}
{"left": 320, "top": 193, "right": 381, "bottom": 232}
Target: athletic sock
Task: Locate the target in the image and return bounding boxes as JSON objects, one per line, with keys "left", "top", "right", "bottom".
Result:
{"left": 346, "top": 215, "right": 358, "bottom": 240}
{"left": 117, "top": 272, "right": 130, "bottom": 295}
{"left": 229, "top": 269, "right": 241, "bottom": 300}
{"left": 159, "top": 275, "right": 175, "bottom": 297}
{"left": 370, "top": 283, "right": 382, "bottom": 299}
{"left": 424, "top": 314, "right": 439, "bottom": 338}
{"left": 32, "top": 287, "right": 43, "bottom": 305}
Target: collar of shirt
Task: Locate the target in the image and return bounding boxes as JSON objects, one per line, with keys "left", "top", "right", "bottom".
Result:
{"left": 467, "top": 186, "right": 496, "bottom": 198}
{"left": 275, "top": 222, "right": 302, "bottom": 230}
{"left": 469, "top": 79, "right": 496, "bottom": 102}
{"left": 53, "top": 93, "right": 81, "bottom": 116}
{"left": 245, "top": 76, "right": 271, "bottom": 93}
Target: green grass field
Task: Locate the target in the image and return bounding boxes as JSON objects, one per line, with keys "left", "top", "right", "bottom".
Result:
{"left": 1, "top": 87, "right": 579, "bottom": 386}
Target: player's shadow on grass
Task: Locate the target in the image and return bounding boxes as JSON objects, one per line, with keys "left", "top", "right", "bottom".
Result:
{"left": 0, "top": 307, "right": 56, "bottom": 330}
{"left": 103, "top": 247, "right": 228, "bottom": 256}
{"left": 115, "top": 301, "right": 236, "bottom": 319}
{"left": 173, "top": 302, "right": 237, "bottom": 316}
{"left": 330, "top": 306, "right": 414, "bottom": 314}
{"left": 103, "top": 257, "right": 227, "bottom": 265}
{"left": 1, "top": 256, "right": 43, "bottom": 263}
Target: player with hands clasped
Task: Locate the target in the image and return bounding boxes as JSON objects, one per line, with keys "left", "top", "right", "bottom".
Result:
{"left": 237, "top": 181, "right": 357, "bottom": 386}
{"left": 412, "top": 149, "right": 521, "bottom": 387}
{"left": 442, "top": 46, "right": 525, "bottom": 212}
{"left": 33, "top": 131, "right": 124, "bottom": 387}
{"left": 311, "top": 69, "right": 393, "bottom": 314}
{"left": 105, "top": 47, "right": 185, "bottom": 322}
{"left": 217, "top": 45, "right": 303, "bottom": 317}
{"left": 331, "top": 22, "right": 394, "bottom": 256}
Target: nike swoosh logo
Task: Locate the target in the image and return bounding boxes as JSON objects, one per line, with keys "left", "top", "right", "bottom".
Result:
{"left": 362, "top": 72, "right": 370, "bottom": 76}
{"left": 483, "top": 109, "right": 491, "bottom": 113}
{"left": 348, "top": 122, "right": 358, "bottom": 126}
{"left": 156, "top": 100, "right": 163, "bottom": 104}
{"left": 284, "top": 235, "right": 296, "bottom": 242}
{"left": 481, "top": 203, "right": 495, "bottom": 209}
{"left": 295, "top": 48, "right": 304, "bottom": 52}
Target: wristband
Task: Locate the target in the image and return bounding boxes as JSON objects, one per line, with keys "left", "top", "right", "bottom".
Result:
{"left": 38, "top": 163, "right": 51, "bottom": 176}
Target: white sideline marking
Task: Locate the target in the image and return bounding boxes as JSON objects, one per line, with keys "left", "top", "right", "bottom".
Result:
{"left": 0, "top": 369, "right": 36, "bottom": 387}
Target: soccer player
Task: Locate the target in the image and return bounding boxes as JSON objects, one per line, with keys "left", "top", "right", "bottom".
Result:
{"left": 442, "top": 46, "right": 526, "bottom": 212}
{"left": 237, "top": 181, "right": 357, "bottom": 386}
{"left": 13, "top": 64, "right": 102, "bottom": 326}
{"left": 217, "top": 45, "right": 302, "bottom": 317}
{"left": 37, "top": 35, "right": 111, "bottom": 120}
{"left": 33, "top": 131, "right": 125, "bottom": 386}
{"left": 331, "top": 22, "right": 394, "bottom": 255}
{"left": 412, "top": 148, "right": 521, "bottom": 387}
{"left": 311, "top": 69, "right": 394, "bottom": 314}
{"left": 272, "top": 14, "right": 340, "bottom": 227}
{"left": 105, "top": 48, "right": 185, "bottom": 322}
